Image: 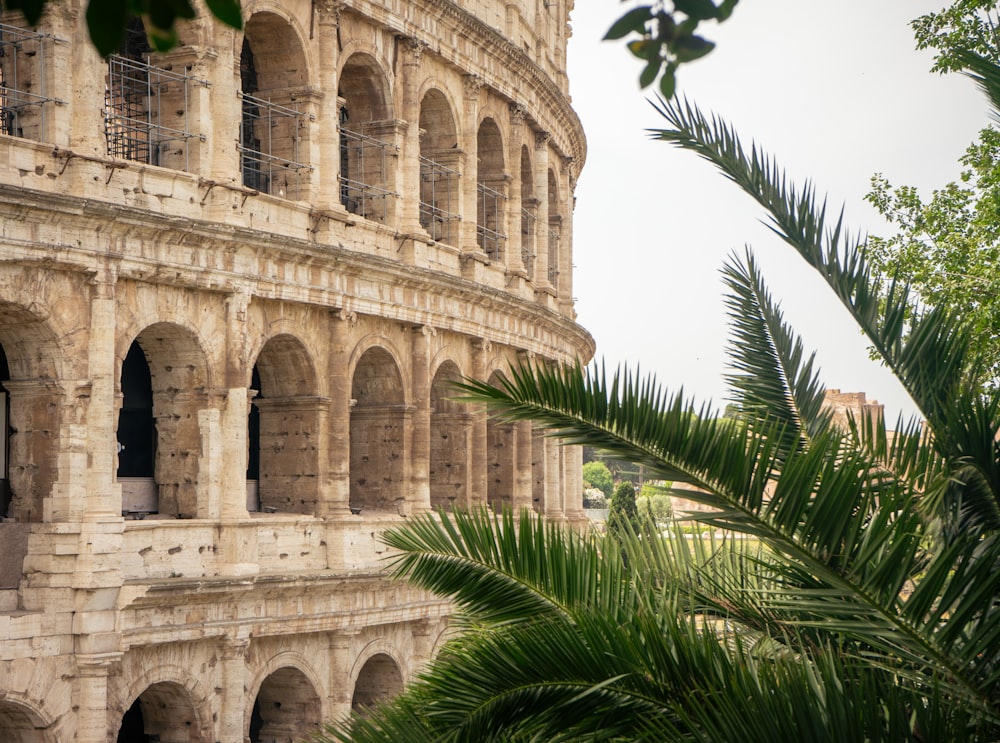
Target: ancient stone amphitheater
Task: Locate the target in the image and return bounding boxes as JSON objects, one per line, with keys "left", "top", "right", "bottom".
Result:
{"left": 0, "top": 1, "right": 591, "bottom": 740}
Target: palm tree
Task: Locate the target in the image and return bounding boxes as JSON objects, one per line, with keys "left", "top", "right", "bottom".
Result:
{"left": 323, "top": 73, "right": 1000, "bottom": 742}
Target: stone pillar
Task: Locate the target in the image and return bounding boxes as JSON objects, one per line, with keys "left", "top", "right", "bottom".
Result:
{"left": 532, "top": 132, "right": 551, "bottom": 292}
{"left": 39, "top": 2, "right": 76, "bottom": 147}
{"left": 326, "top": 311, "right": 354, "bottom": 516}
{"left": 514, "top": 420, "right": 533, "bottom": 511}
{"left": 219, "top": 636, "right": 250, "bottom": 743}
{"left": 197, "top": 391, "right": 227, "bottom": 520}
{"left": 315, "top": 1, "right": 344, "bottom": 211}
{"left": 409, "top": 325, "right": 433, "bottom": 513}
{"left": 221, "top": 291, "right": 250, "bottom": 520}
{"left": 75, "top": 653, "right": 122, "bottom": 743}
{"left": 460, "top": 75, "right": 484, "bottom": 252}
{"left": 206, "top": 21, "right": 241, "bottom": 184}
{"left": 469, "top": 339, "right": 490, "bottom": 508}
{"left": 563, "top": 444, "right": 585, "bottom": 522}
{"left": 328, "top": 633, "right": 357, "bottom": 722}
{"left": 399, "top": 38, "right": 428, "bottom": 235}
{"left": 506, "top": 104, "right": 528, "bottom": 277}
{"left": 65, "top": 10, "right": 105, "bottom": 156}
{"left": 558, "top": 157, "right": 577, "bottom": 316}
{"left": 545, "top": 436, "right": 563, "bottom": 519}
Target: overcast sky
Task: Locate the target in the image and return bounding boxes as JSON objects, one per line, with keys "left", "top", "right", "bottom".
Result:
{"left": 566, "top": 1, "right": 988, "bottom": 422}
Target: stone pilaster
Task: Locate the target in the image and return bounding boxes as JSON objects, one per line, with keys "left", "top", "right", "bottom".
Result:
{"left": 469, "top": 338, "right": 491, "bottom": 508}
{"left": 532, "top": 131, "right": 551, "bottom": 291}
{"left": 409, "top": 325, "right": 434, "bottom": 513}
{"left": 399, "top": 38, "right": 428, "bottom": 235}
{"left": 460, "top": 75, "right": 484, "bottom": 252}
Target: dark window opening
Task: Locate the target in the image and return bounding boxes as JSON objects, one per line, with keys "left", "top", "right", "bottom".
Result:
{"left": 118, "top": 341, "right": 155, "bottom": 479}
{"left": 117, "top": 698, "right": 150, "bottom": 743}
{"left": 240, "top": 38, "right": 268, "bottom": 192}
{"left": 0, "top": 344, "right": 10, "bottom": 518}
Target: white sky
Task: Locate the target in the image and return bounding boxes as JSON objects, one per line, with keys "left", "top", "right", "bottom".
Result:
{"left": 567, "top": 1, "right": 988, "bottom": 422}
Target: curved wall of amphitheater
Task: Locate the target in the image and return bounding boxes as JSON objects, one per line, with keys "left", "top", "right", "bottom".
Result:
{"left": 0, "top": 1, "right": 591, "bottom": 740}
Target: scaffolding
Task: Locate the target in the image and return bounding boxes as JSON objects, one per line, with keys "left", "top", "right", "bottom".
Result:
{"left": 0, "top": 22, "right": 63, "bottom": 140}
{"left": 547, "top": 229, "right": 560, "bottom": 286}
{"left": 339, "top": 126, "right": 395, "bottom": 222}
{"left": 105, "top": 54, "right": 205, "bottom": 169}
{"left": 520, "top": 206, "right": 536, "bottom": 277}
{"left": 239, "top": 92, "right": 311, "bottom": 199}
{"left": 477, "top": 181, "right": 506, "bottom": 262}
{"left": 419, "top": 155, "right": 460, "bottom": 243}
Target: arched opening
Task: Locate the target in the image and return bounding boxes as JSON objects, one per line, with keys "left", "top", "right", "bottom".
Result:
{"left": 120, "top": 323, "right": 209, "bottom": 519}
{"left": 249, "top": 667, "right": 322, "bottom": 743}
{"left": 548, "top": 168, "right": 561, "bottom": 290}
{"left": 350, "top": 348, "right": 405, "bottom": 513}
{"left": 418, "top": 89, "right": 460, "bottom": 244}
{"left": 118, "top": 341, "right": 157, "bottom": 516}
{"left": 486, "top": 371, "right": 515, "bottom": 511}
{"left": 476, "top": 118, "right": 507, "bottom": 261}
{"left": 429, "top": 362, "right": 468, "bottom": 511}
{"left": 240, "top": 14, "right": 311, "bottom": 199}
{"left": 352, "top": 653, "right": 403, "bottom": 713}
{"left": 520, "top": 144, "right": 536, "bottom": 278}
{"left": 116, "top": 681, "right": 204, "bottom": 743}
{"left": 0, "top": 700, "right": 50, "bottom": 743}
{"left": 249, "top": 334, "right": 320, "bottom": 514}
{"left": 338, "top": 53, "right": 395, "bottom": 222}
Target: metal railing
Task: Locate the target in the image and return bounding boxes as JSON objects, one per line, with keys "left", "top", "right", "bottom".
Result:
{"left": 239, "top": 91, "right": 311, "bottom": 199}
{"left": 419, "top": 155, "right": 460, "bottom": 242}
{"left": 0, "top": 22, "right": 63, "bottom": 139}
{"left": 339, "top": 126, "right": 395, "bottom": 222}
{"left": 105, "top": 54, "right": 204, "bottom": 169}
{"left": 477, "top": 181, "right": 506, "bottom": 262}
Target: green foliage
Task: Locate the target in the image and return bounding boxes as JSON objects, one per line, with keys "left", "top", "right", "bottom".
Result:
{"left": 911, "top": 0, "right": 1000, "bottom": 73}
{"left": 606, "top": 0, "right": 738, "bottom": 97}
{"left": 582, "top": 460, "right": 614, "bottom": 499}
{"left": 608, "top": 479, "right": 638, "bottom": 538}
{"left": 581, "top": 488, "right": 607, "bottom": 509}
{"left": 1, "top": 0, "right": 242, "bottom": 56}
{"left": 636, "top": 493, "right": 672, "bottom": 523}
{"left": 322, "top": 77, "right": 1000, "bottom": 738}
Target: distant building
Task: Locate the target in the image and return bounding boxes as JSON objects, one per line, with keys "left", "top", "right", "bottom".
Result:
{"left": 0, "top": 1, "right": 591, "bottom": 740}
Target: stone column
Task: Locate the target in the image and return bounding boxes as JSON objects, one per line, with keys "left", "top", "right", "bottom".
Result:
{"left": 506, "top": 104, "right": 528, "bottom": 277}
{"left": 563, "top": 443, "right": 585, "bottom": 522}
{"left": 558, "top": 157, "right": 577, "bottom": 316}
{"left": 219, "top": 635, "right": 250, "bottom": 743}
{"left": 220, "top": 291, "right": 250, "bottom": 519}
{"left": 326, "top": 310, "right": 354, "bottom": 516}
{"left": 38, "top": 2, "right": 76, "bottom": 147}
{"left": 460, "top": 75, "right": 484, "bottom": 252}
{"left": 399, "top": 38, "right": 428, "bottom": 235}
{"left": 409, "top": 325, "right": 433, "bottom": 513}
{"left": 65, "top": 9, "right": 105, "bottom": 156}
{"left": 75, "top": 653, "right": 122, "bottom": 743}
{"left": 514, "top": 420, "right": 533, "bottom": 511}
{"left": 469, "top": 339, "right": 490, "bottom": 507}
{"left": 315, "top": 1, "right": 344, "bottom": 210}
{"left": 545, "top": 436, "right": 563, "bottom": 519}
{"left": 328, "top": 633, "right": 357, "bottom": 721}
{"left": 532, "top": 132, "right": 551, "bottom": 292}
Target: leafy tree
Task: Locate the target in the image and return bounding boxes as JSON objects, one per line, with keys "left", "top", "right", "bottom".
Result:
{"left": 867, "top": 1, "right": 1000, "bottom": 387}
{"left": 606, "top": 0, "right": 739, "bottom": 97}
{"left": 608, "top": 479, "right": 638, "bottom": 539}
{"left": 322, "top": 72, "right": 1000, "bottom": 738}
{"left": 1, "top": 0, "right": 242, "bottom": 56}
{"left": 582, "top": 460, "right": 614, "bottom": 499}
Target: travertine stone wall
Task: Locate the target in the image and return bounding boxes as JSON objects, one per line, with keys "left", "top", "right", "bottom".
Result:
{"left": 0, "top": 0, "right": 590, "bottom": 740}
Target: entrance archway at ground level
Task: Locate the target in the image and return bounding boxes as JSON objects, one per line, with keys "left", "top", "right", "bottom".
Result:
{"left": 249, "top": 666, "right": 322, "bottom": 743}
{"left": 351, "top": 653, "right": 404, "bottom": 713}
{"left": 0, "top": 700, "right": 53, "bottom": 743}
{"left": 116, "top": 681, "right": 206, "bottom": 743}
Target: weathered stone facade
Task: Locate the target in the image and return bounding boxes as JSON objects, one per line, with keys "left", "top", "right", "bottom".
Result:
{"left": 0, "top": 1, "right": 591, "bottom": 740}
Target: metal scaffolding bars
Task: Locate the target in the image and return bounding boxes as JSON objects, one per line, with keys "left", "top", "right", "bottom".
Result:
{"left": 477, "top": 181, "right": 506, "bottom": 262}
{"left": 0, "top": 22, "right": 63, "bottom": 140}
{"left": 239, "top": 91, "right": 311, "bottom": 199}
{"left": 419, "top": 155, "right": 460, "bottom": 243}
{"left": 105, "top": 54, "right": 205, "bottom": 169}
{"left": 339, "top": 126, "right": 395, "bottom": 222}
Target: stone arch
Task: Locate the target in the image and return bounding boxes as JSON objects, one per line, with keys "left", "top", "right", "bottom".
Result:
{"left": 476, "top": 117, "right": 507, "bottom": 260}
{"left": 118, "top": 323, "right": 210, "bottom": 519}
{"left": 338, "top": 51, "right": 396, "bottom": 222}
{"left": 429, "top": 360, "right": 469, "bottom": 511}
{"left": 248, "top": 665, "right": 323, "bottom": 743}
{"left": 0, "top": 697, "right": 56, "bottom": 743}
{"left": 240, "top": 11, "right": 312, "bottom": 198}
{"left": 486, "top": 370, "right": 516, "bottom": 512}
{"left": 248, "top": 333, "right": 322, "bottom": 514}
{"left": 349, "top": 345, "right": 407, "bottom": 513}
{"left": 351, "top": 651, "right": 404, "bottom": 713}
{"left": 0, "top": 300, "right": 64, "bottom": 523}
{"left": 115, "top": 680, "right": 211, "bottom": 743}
{"left": 418, "top": 87, "right": 461, "bottom": 244}
{"left": 547, "top": 167, "right": 562, "bottom": 289}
